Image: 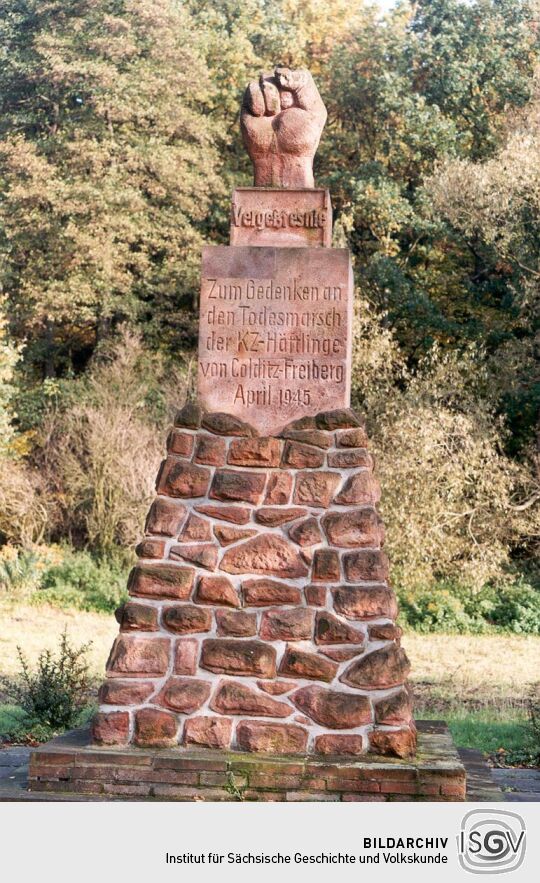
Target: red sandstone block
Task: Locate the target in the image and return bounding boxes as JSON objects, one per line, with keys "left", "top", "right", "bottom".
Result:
{"left": 195, "top": 504, "right": 251, "bottom": 524}
{"left": 134, "top": 708, "right": 178, "bottom": 748}
{"left": 264, "top": 472, "right": 293, "bottom": 505}
{"left": 292, "top": 686, "right": 371, "bottom": 729}
{"left": 106, "top": 635, "right": 170, "bottom": 678}
{"left": 179, "top": 513, "right": 213, "bottom": 542}
{"left": 369, "top": 623, "right": 402, "bottom": 642}
{"left": 196, "top": 575, "right": 240, "bottom": 608}
{"left": 327, "top": 449, "right": 372, "bottom": 469}
{"left": 210, "top": 680, "right": 291, "bottom": 718}
{"left": 216, "top": 609, "right": 257, "bottom": 636}
{"left": 173, "top": 638, "right": 199, "bottom": 675}
{"left": 280, "top": 428, "right": 332, "bottom": 449}
{"left": 98, "top": 679, "right": 155, "bottom": 706}
{"left": 341, "top": 647, "right": 411, "bottom": 691}
{"left": 255, "top": 507, "right": 308, "bottom": 526}
{"left": 157, "top": 459, "right": 211, "bottom": 498}
{"left": 322, "top": 508, "right": 381, "bottom": 548}
{"left": 288, "top": 517, "right": 322, "bottom": 547}
{"left": 260, "top": 608, "right": 314, "bottom": 641}
{"left": 257, "top": 680, "right": 296, "bottom": 695}
{"left": 72, "top": 781, "right": 105, "bottom": 795}
{"left": 145, "top": 498, "right": 186, "bottom": 537}
{"left": 282, "top": 440, "right": 325, "bottom": 469}
{"left": 380, "top": 780, "right": 419, "bottom": 794}
{"left": 169, "top": 542, "right": 218, "bottom": 571}
{"left": 210, "top": 469, "right": 266, "bottom": 505}
{"left": 236, "top": 721, "right": 308, "bottom": 754}
{"left": 31, "top": 763, "right": 74, "bottom": 779}
{"left": 312, "top": 549, "right": 340, "bottom": 582}
{"left": 294, "top": 471, "right": 341, "bottom": 507}
{"left": 167, "top": 429, "right": 194, "bottom": 458}
{"left": 162, "top": 604, "right": 212, "bottom": 635}
{"left": 242, "top": 579, "right": 301, "bottom": 606}
{"left": 135, "top": 538, "right": 167, "bottom": 559}
{"left": 202, "top": 412, "right": 256, "bottom": 437}
{"left": 220, "top": 534, "right": 309, "bottom": 579}
{"left": 334, "top": 473, "right": 381, "bottom": 506}
{"left": 201, "top": 639, "right": 276, "bottom": 678}
{"left": 194, "top": 434, "right": 227, "bottom": 465}
{"left": 368, "top": 725, "right": 416, "bottom": 758}
{"left": 441, "top": 781, "right": 466, "bottom": 798}
{"left": 305, "top": 585, "right": 327, "bottom": 606}
{"left": 183, "top": 716, "right": 232, "bottom": 749}
{"left": 314, "top": 611, "right": 364, "bottom": 645}
{"left": 118, "top": 602, "right": 159, "bottom": 632}
{"left": 228, "top": 438, "right": 282, "bottom": 467}
{"left": 316, "top": 409, "right": 361, "bottom": 431}
{"left": 335, "top": 427, "right": 369, "bottom": 448}
{"left": 279, "top": 648, "right": 338, "bottom": 683}
{"left": 92, "top": 712, "right": 130, "bottom": 745}
{"left": 333, "top": 585, "right": 397, "bottom": 620}
{"left": 213, "top": 525, "right": 257, "bottom": 546}
{"left": 313, "top": 734, "right": 365, "bottom": 756}
{"left": 129, "top": 562, "right": 194, "bottom": 600}
{"left": 157, "top": 677, "right": 211, "bottom": 713}
{"left": 174, "top": 402, "right": 202, "bottom": 429}
{"left": 342, "top": 549, "right": 389, "bottom": 582}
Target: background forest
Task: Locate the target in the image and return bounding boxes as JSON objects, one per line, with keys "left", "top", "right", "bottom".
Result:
{"left": 0, "top": 0, "right": 539, "bottom": 642}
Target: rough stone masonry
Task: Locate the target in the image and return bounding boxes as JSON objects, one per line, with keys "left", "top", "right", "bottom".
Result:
{"left": 92, "top": 66, "right": 416, "bottom": 759}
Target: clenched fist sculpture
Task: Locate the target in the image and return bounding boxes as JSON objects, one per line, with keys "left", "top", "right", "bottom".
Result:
{"left": 241, "top": 67, "right": 327, "bottom": 189}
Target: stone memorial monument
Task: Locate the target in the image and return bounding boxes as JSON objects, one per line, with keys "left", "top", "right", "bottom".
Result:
{"left": 28, "top": 68, "right": 465, "bottom": 801}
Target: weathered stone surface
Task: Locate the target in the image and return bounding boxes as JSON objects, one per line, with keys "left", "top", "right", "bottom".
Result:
{"left": 129, "top": 563, "right": 194, "bottom": 600}
{"left": 196, "top": 575, "right": 240, "bottom": 608}
{"left": 282, "top": 440, "right": 325, "bottom": 469}
{"left": 294, "top": 471, "right": 341, "bottom": 507}
{"left": 162, "top": 605, "right": 212, "bottom": 635}
{"left": 316, "top": 409, "right": 360, "bottom": 431}
{"left": 174, "top": 401, "right": 202, "bottom": 429}
{"left": 193, "top": 434, "right": 227, "bottom": 466}
{"left": 242, "top": 579, "right": 302, "bottom": 606}
{"left": 288, "top": 516, "right": 322, "bottom": 546}
{"left": 201, "top": 639, "right": 276, "bottom": 678}
{"left": 255, "top": 507, "right": 307, "bottom": 527}
{"left": 334, "top": 473, "right": 381, "bottom": 506}
{"left": 264, "top": 472, "right": 292, "bottom": 504}
{"left": 342, "top": 549, "right": 389, "bottom": 583}
{"left": 228, "top": 437, "right": 281, "bottom": 467}
{"left": 98, "top": 680, "right": 155, "bottom": 706}
{"left": 292, "top": 685, "right": 371, "bottom": 729}
{"left": 135, "top": 538, "right": 167, "bottom": 559}
{"left": 210, "top": 469, "right": 266, "bottom": 505}
{"left": 257, "top": 680, "right": 295, "bottom": 695}
{"left": 195, "top": 504, "right": 251, "bottom": 524}
{"left": 216, "top": 609, "right": 257, "bottom": 637}
{"left": 221, "top": 534, "right": 309, "bottom": 578}
{"left": 183, "top": 716, "right": 232, "bottom": 749}
{"left": 145, "top": 498, "right": 186, "bottom": 537}
{"left": 279, "top": 648, "right": 338, "bottom": 682}
{"left": 336, "top": 427, "right": 369, "bottom": 448}
{"left": 157, "top": 459, "right": 211, "bottom": 498}
{"left": 92, "top": 712, "right": 130, "bottom": 745}
{"left": 210, "top": 681, "right": 291, "bottom": 717}
{"left": 279, "top": 428, "right": 332, "bottom": 449}
{"left": 341, "top": 646, "right": 411, "bottom": 689}
{"left": 236, "top": 721, "right": 307, "bottom": 754}
{"left": 328, "top": 449, "right": 372, "bottom": 469}
{"left": 213, "top": 525, "right": 257, "bottom": 546}
{"left": 305, "top": 585, "right": 327, "bottom": 606}
{"left": 374, "top": 689, "right": 412, "bottom": 726}
{"left": 167, "top": 429, "right": 195, "bottom": 458}
{"left": 169, "top": 543, "right": 218, "bottom": 571}
{"left": 322, "top": 508, "right": 381, "bottom": 548}
{"left": 333, "top": 585, "right": 398, "bottom": 620}
{"left": 158, "top": 677, "right": 211, "bottom": 713}
{"left": 312, "top": 549, "right": 340, "bottom": 582}
{"left": 202, "top": 413, "right": 256, "bottom": 437}
{"left": 173, "top": 639, "right": 199, "bottom": 675}
{"left": 260, "top": 608, "right": 314, "bottom": 641}
{"left": 230, "top": 187, "right": 332, "bottom": 248}
{"left": 369, "top": 623, "right": 403, "bottom": 642}
{"left": 107, "top": 636, "right": 170, "bottom": 678}
{"left": 369, "top": 726, "right": 416, "bottom": 758}
{"left": 118, "top": 602, "right": 159, "bottom": 632}
{"left": 319, "top": 647, "right": 363, "bottom": 662}
{"left": 179, "top": 513, "right": 212, "bottom": 542}
{"left": 134, "top": 708, "right": 178, "bottom": 747}
{"left": 314, "top": 734, "right": 364, "bottom": 755}
{"left": 315, "top": 611, "right": 364, "bottom": 645}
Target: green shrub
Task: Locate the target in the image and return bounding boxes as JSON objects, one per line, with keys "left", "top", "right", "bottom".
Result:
{"left": 398, "top": 586, "right": 487, "bottom": 634}
{"left": 37, "top": 550, "right": 128, "bottom": 613}
{"left": 480, "top": 580, "right": 540, "bottom": 635}
{"left": 3, "top": 630, "right": 93, "bottom": 732}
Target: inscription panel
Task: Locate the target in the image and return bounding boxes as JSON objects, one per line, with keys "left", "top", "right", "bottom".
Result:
{"left": 198, "top": 246, "right": 353, "bottom": 435}
{"left": 230, "top": 188, "right": 332, "bottom": 248}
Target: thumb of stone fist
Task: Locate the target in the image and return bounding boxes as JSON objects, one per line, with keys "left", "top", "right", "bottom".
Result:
{"left": 240, "top": 67, "right": 327, "bottom": 189}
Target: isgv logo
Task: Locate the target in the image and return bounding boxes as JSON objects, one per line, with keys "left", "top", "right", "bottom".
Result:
{"left": 458, "top": 809, "right": 526, "bottom": 874}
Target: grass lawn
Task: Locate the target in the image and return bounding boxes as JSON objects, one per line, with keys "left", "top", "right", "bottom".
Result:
{"left": 0, "top": 600, "right": 538, "bottom": 761}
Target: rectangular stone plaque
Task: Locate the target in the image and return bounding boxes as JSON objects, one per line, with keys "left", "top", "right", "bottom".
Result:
{"left": 230, "top": 188, "right": 332, "bottom": 248}
{"left": 198, "top": 246, "right": 353, "bottom": 435}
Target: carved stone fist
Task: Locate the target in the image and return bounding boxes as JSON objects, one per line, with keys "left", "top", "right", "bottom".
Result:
{"left": 240, "top": 67, "right": 327, "bottom": 189}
